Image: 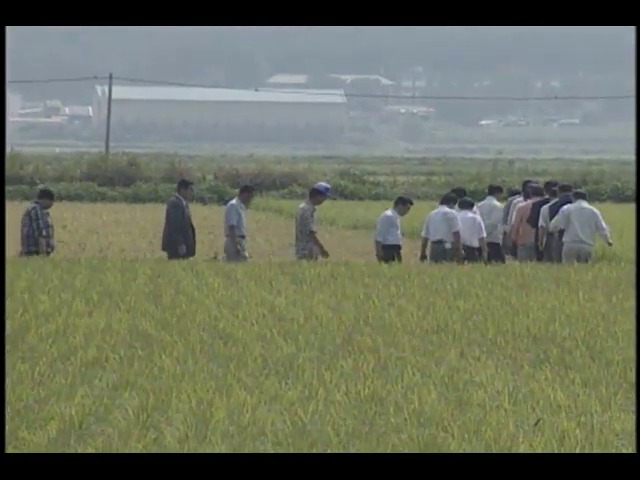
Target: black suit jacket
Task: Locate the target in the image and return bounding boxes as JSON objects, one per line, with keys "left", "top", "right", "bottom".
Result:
{"left": 161, "top": 195, "right": 196, "bottom": 258}
{"left": 527, "top": 197, "right": 551, "bottom": 230}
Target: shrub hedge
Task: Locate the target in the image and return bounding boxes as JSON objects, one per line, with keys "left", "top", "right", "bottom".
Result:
{"left": 5, "top": 151, "right": 636, "bottom": 204}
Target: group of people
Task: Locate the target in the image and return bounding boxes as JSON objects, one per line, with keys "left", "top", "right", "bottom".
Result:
{"left": 19, "top": 178, "right": 613, "bottom": 265}
{"left": 375, "top": 180, "right": 613, "bottom": 264}
{"left": 160, "top": 179, "right": 334, "bottom": 261}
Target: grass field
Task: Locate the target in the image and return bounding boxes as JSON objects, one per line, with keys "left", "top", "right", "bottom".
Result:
{"left": 5, "top": 200, "right": 636, "bottom": 452}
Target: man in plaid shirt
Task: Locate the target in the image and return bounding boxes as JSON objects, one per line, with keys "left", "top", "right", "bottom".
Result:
{"left": 20, "top": 187, "right": 56, "bottom": 257}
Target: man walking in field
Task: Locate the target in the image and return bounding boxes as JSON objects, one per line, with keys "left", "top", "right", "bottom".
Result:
{"left": 547, "top": 183, "right": 574, "bottom": 262}
{"left": 537, "top": 184, "right": 559, "bottom": 262}
{"left": 420, "top": 193, "right": 463, "bottom": 263}
{"left": 223, "top": 185, "right": 256, "bottom": 262}
{"left": 510, "top": 183, "right": 545, "bottom": 262}
{"left": 477, "top": 184, "right": 505, "bottom": 263}
{"left": 527, "top": 180, "right": 559, "bottom": 261}
{"left": 549, "top": 189, "right": 612, "bottom": 263}
{"left": 161, "top": 179, "right": 196, "bottom": 260}
{"left": 295, "top": 182, "right": 331, "bottom": 261}
{"left": 374, "top": 196, "right": 414, "bottom": 263}
{"left": 457, "top": 197, "right": 488, "bottom": 263}
{"left": 20, "top": 187, "right": 56, "bottom": 257}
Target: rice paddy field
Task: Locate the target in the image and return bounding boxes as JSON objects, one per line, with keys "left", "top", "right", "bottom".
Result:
{"left": 5, "top": 199, "right": 636, "bottom": 452}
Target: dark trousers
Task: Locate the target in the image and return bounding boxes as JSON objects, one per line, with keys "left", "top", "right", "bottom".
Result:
{"left": 486, "top": 242, "right": 506, "bottom": 264}
{"left": 380, "top": 244, "right": 402, "bottom": 263}
{"left": 462, "top": 245, "right": 481, "bottom": 263}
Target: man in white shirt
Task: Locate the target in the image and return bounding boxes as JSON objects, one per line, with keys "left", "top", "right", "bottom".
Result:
{"left": 224, "top": 185, "right": 255, "bottom": 262}
{"left": 420, "top": 193, "right": 462, "bottom": 263}
{"left": 374, "top": 196, "right": 414, "bottom": 263}
{"left": 457, "top": 197, "right": 488, "bottom": 263}
{"left": 477, "top": 184, "right": 505, "bottom": 263}
{"left": 549, "top": 189, "right": 612, "bottom": 263}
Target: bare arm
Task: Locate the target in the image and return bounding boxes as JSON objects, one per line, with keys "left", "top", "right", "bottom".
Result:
{"left": 595, "top": 211, "right": 613, "bottom": 245}
{"left": 374, "top": 215, "right": 389, "bottom": 259}
{"left": 479, "top": 237, "right": 488, "bottom": 262}
{"left": 420, "top": 237, "right": 429, "bottom": 260}
{"left": 420, "top": 217, "right": 430, "bottom": 260}
{"left": 310, "top": 232, "right": 328, "bottom": 257}
{"left": 450, "top": 213, "right": 463, "bottom": 258}
{"left": 477, "top": 217, "right": 488, "bottom": 262}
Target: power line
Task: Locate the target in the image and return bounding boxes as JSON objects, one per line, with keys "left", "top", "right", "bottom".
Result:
{"left": 7, "top": 74, "right": 635, "bottom": 101}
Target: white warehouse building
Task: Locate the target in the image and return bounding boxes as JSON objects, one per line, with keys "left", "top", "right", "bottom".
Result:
{"left": 92, "top": 85, "right": 348, "bottom": 143}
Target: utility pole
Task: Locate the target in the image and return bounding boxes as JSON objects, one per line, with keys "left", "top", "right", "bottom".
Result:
{"left": 104, "top": 72, "right": 113, "bottom": 157}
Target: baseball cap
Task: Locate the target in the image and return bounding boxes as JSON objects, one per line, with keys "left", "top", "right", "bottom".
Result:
{"left": 312, "top": 182, "right": 331, "bottom": 196}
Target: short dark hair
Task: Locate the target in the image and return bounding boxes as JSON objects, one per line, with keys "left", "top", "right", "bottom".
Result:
{"left": 573, "top": 189, "right": 588, "bottom": 201}
{"left": 558, "top": 183, "right": 573, "bottom": 195}
{"left": 543, "top": 180, "right": 559, "bottom": 195}
{"left": 528, "top": 184, "right": 545, "bottom": 197}
{"left": 176, "top": 179, "right": 194, "bottom": 192}
{"left": 508, "top": 188, "right": 521, "bottom": 197}
{"left": 487, "top": 184, "right": 504, "bottom": 196}
{"left": 549, "top": 187, "right": 559, "bottom": 198}
{"left": 393, "top": 196, "right": 414, "bottom": 207}
{"left": 37, "top": 187, "right": 55, "bottom": 201}
{"left": 239, "top": 184, "right": 256, "bottom": 195}
{"left": 440, "top": 193, "right": 458, "bottom": 206}
{"left": 457, "top": 197, "right": 475, "bottom": 210}
{"left": 521, "top": 179, "right": 535, "bottom": 192}
{"left": 450, "top": 187, "right": 467, "bottom": 199}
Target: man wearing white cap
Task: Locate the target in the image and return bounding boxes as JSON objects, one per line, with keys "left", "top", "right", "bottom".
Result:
{"left": 295, "top": 182, "right": 331, "bottom": 261}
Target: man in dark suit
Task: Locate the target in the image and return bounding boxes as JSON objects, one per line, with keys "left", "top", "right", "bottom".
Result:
{"left": 547, "top": 183, "right": 573, "bottom": 262}
{"left": 162, "top": 179, "right": 196, "bottom": 260}
{"left": 527, "top": 180, "right": 558, "bottom": 261}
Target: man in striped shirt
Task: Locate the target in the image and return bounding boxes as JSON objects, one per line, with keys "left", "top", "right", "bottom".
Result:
{"left": 20, "top": 187, "right": 56, "bottom": 257}
{"left": 510, "top": 184, "right": 545, "bottom": 262}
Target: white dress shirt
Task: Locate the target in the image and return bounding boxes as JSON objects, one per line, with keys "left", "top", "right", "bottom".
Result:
{"left": 375, "top": 208, "right": 403, "bottom": 245}
{"left": 224, "top": 197, "right": 247, "bottom": 237}
{"left": 457, "top": 210, "right": 487, "bottom": 248}
{"left": 538, "top": 198, "right": 558, "bottom": 230}
{"left": 476, "top": 196, "right": 503, "bottom": 244}
{"left": 422, "top": 206, "right": 461, "bottom": 247}
{"left": 549, "top": 200, "right": 611, "bottom": 247}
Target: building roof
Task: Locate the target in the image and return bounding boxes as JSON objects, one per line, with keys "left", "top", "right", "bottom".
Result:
{"left": 94, "top": 85, "right": 346, "bottom": 104}
{"left": 265, "top": 74, "right": 310, "bottom": 85}
{"left": 329, "top": 74, "right": 396, "bottom": 86}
